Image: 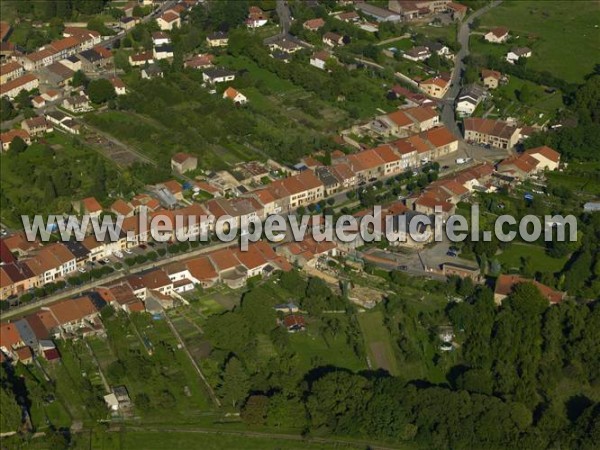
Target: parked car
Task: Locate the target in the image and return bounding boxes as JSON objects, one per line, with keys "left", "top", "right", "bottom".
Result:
{"left": 446, "top": 251, "right": 458, "bottom": 257}
{"left": 102, "top": 258, "right": 110, "bottom": 263}
{"left": 78, "top": 267, "right": 86, "bottom": 273}
{"left": 124, "top": 248, "right": 133, "bottom": 254}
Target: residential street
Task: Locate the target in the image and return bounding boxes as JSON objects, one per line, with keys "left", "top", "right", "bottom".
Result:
{"left": 440, "top": 0, "right": 503, "bottom": 136}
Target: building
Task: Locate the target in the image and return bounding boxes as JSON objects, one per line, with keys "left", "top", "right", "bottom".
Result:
{"left": 484, "top": 27, "right": 509, "bottom": 43}
{"left": 202, "top": 67, "right": 235, "bottom": 84}
{"left": 494, "top": 274, "right": 565, "bottom": 305}
{"left": 323, "top": 32, "right": 344, "bottom": 47}
{"left": 141, "top": 64, "right": 163, "bottom": 79}
{"left": 442, "top": 262, "right": 481, "bottom": 281}
{"left": 496, "top": 146, "right": 560, "bottom": 180}
{"left": 109, "top": 77, "right": 127, "bottom": 96}
{"left": 310, "top": 51, "right": 332, "bottom": 70}
{"left": 455, "top": 84, "right": 487, "bottom": 117}
{"left": 506, "top": 47, "right": 532, "bottom": 64}
{"left": 0, "top": 129, "right": 31, "bottom": 151}
{"left": 62, "top": 94, "right": 92, "bottom": 113}
{"left": 463, "top": 117, "right": 520, "bottom": 149}
{"left": 222, "top": 87, "right": 248, "bottom": 105}
{"left": 246, "top": 6, "right": 268, "bottom": 28}
{"left": 0, "top": 61, "right": 24, "bottom": 84}
{"left": 303, "top": 18, "right": 325, "bottom": 31}
{"left": 152, "top": 31, "right": 171, "bottom": 46}
{"left": 0, "top": 73, "right": 39, "bottom": 99}
{"left": 403, "top": 46, "right": 431, "bottom": 62}
{"left": 78, "top": 46, "right": 113, "bottom": 71}
{"left": 419, "top": 77, "right": 449, "bottom": 98}
{"left": 153, "top": 44, "right": 174, "bottom": 60}
{"left": 157, "top": 11, "right": 181, "bottom": 30}
{"left": 21, "top": 116, "right": 53, "bottom": 137}
{"left": 184, "top": 53, "right": 214, "bottom": 69}
{"left": 128, "top": 51, "right": 154, "bottom": 67}
{"left": 206, "top": 31, "right": 228, "bottom": 47}
{"left": 355, "top": 2, "right": 402, "bottom": 22}
{"left": 171, "top": 152, "right": 198, "bottom": 174}
{"left": 481, "top": 69, "right": 502, "bottom": 89}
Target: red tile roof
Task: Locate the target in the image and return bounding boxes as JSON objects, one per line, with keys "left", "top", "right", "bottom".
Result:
{"left": 186, "top": 256, "right": 218, "bottom": 281}
{"left": 525, "top": 145, "right": 560, "bottom": 163}
{"left": 495, "top": 274, "right": 565, "bottom": 304}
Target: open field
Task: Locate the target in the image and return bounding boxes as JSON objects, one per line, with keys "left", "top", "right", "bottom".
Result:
{"left": 357, "top": 310, "right": 399, "bottom": 375}
{"left": 477, "top": 0, "right": 600, "bottom": 83}
{"left": 497, "top": 243, "right": 569, "bottom": 273}
{"left": 288, "top": 317, "right": 366, "bottom": 373}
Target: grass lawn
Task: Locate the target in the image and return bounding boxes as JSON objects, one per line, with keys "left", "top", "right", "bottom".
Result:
{"left": 547, "top": 163, "right": 600, "bottom": 197}
{"left": 357, "top": 310, "right": 399, "bottom": 375}
{"left": 114, "top": 430, "right": 369, "bottom": 450}
{"left": 477, "top": 0, "right": 600, "bottom": 83}
{"left": 288, "top": 320, "right": 366, "bottom": 373}
{"left": 497, "top": 242, "right": 568, "bottom": 273}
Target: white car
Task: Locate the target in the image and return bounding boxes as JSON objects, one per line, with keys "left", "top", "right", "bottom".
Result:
{"left": 78, "top": 267, "right": 86, "bottom": 273}
{"left": 102, "top": 258, "right": 110, "bottom": 263}
{"left": 113, "top": 251, "right": 123, "bottom": 258}
{"left": 124, "top": 248, "right": 133, "bottom": 254}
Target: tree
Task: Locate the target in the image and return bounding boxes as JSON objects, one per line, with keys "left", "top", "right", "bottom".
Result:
{"left": 9, "top": 137, "right": 27, "bottom": 154}
{"left": 88, "top": 78, "right": 117, "bottom": 104}
{"left": 218, "top": 355, "right": 250, "bottom": 408}
{"left": 241, "top": 395, "right": 269, "bottom": 425}
{"left": 0, "top": 97, "right": 15, "bottom": 122}
{"left": 71, "top": 70, "right": 89, "bottom": 88}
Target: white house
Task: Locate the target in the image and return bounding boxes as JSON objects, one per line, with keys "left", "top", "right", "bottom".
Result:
{"left": 153, "top": 44, "right": 174, "bottom": 60}
{"left": 309, "top": 51, "right": 332, "bottom": 70}
{"left": 222, "top": 87, "right": 248, "bottom": 105}
{"left": 506, "top": 47, "right": 532, "bottom": 64}
{"left": 203, "top": 67, "right": 235, "bottom": 84}
{"left": 484, "top": 27, "right": 509, "bottom": 43}
{"left": 157, "top": 11, "right": 180, "bottom": 30}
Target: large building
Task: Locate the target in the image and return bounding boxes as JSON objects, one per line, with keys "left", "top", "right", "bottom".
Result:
{"left": 463, "top": 118, "right": 520, "bottom": 149}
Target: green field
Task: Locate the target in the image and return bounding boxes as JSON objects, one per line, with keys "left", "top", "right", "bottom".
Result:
{"left": 497, "top": 242, "right": 568, "bottom": 273}
{"left": 357, "top": 310, "right": 399, "bottom": 375}
{"left": 478, "top": 0, "right": 600, "bottom": 83}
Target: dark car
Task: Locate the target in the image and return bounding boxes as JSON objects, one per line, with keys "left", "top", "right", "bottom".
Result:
{"left": 139, "top": 244, "right": 147, "bottom": 250}
{"left": 446, "top": 251, "right": 458, "bottom": 257}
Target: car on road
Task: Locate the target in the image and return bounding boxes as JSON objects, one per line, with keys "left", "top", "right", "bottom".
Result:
{"left": 446, "top": 251, "right": 458, "bottom": 257}
{"left": 398, "top": 265, "right": 408, "bottom": 271}
{"left": 139, "top": 244, "right": 147, "bottom": 250}
{"left": 442, "top": 165, "right": 450, "bottom": 170}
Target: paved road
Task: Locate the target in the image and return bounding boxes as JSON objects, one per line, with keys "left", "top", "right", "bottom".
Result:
{"left": 439, "top": 0, "right": 503, "bottom": 136}
{"left": 276, "top": 0, "right": 292, "bottom": 35}
{"left": 0, "top": 240, "right": 236, "bottom": 321}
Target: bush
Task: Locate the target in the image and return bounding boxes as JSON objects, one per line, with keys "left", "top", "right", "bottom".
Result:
{"left": 146, "top": 251, "right": 158, "bottom": 261}
{"left": 114, "top": 262, "right": 123, "bottom": 270}
{"left": 135, "top": 254, "right": 148, "bottom": 264}
{"left": 20, "top": 293, "right": 34, "bottom": 303}
{"left": 157, "top": 248, "right": 166, "bottom": 256}
{"left": 125, "top": 257, "right": 136, "bottom": 267}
